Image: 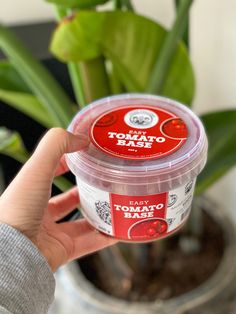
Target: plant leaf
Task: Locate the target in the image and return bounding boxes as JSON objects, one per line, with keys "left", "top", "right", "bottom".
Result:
{"left": 196, "top": 110, "right": 236, "bottom": 195}
{"left": 0, "top": 127, "right": 29, "bottom": 163}
{"left": 160, "top": 44, "right": 194, "bottom": 105}
{"left": 54, "top": 176, "right": 74, "bottom": 191}
{"left": 0, "top": 89, "right": 55, "bottom": 128}
{"left": 0, "top": 25, "right": 73, "bottom": 127}
{"left": 0, "top": 61, "right": 55, "bottom": 127}
{"left": 46, "top": 0, "right": 109, "bottom": 8}
{"left": 51, "top": 11, "right": 194, "bottom": 104}
{"left": 0, "top": 61, "right": 31, "bottom": 92}
{"left": 51, "top": 12, "right": 105, "bottom": 61}
{"left": 0, "top": 128, "right": 73, "bottom": 192}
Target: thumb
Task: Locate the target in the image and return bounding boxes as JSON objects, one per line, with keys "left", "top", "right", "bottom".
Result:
{"left": 27, "top": 127, "right": 88, "bottom": 179}
{"left": 1, "top": 128, "right": 88, "bottom": 202}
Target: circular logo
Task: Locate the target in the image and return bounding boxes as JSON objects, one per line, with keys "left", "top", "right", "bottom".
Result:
{"left": 124, "top": 109, "right": 158, "bottom": 129}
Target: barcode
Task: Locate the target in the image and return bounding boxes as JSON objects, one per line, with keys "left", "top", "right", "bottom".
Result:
{"left": 181, "top": 207, "right": 190, "bottom": 221}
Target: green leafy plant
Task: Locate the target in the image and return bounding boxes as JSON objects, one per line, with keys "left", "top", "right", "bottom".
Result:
{"left": 0, "top": 0, "right": 236, "bottom": 300}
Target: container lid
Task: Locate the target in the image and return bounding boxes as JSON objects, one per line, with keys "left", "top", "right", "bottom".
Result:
{"left": 66, "top": 94, "right": 208, "bottom": 185}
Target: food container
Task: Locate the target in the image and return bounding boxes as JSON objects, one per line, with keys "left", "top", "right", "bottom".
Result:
{"left": 66, "top": 94, "right": 208, "bottom": 242}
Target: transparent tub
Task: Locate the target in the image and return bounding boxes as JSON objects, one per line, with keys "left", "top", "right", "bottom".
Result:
{"left": 66, "top": 94, "right": 208, "bottom": 242}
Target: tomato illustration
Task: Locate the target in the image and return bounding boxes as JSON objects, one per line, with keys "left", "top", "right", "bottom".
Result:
{"left": 129, "top": 218, "right": 168, "bottom": 240}
{"left": 162, "top": 118, "right": 188, "bottom": 139}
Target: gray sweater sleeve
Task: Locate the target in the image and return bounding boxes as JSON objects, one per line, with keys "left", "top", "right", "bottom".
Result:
{"left": 0, "top": 224, "right": 55, "bottom": 314}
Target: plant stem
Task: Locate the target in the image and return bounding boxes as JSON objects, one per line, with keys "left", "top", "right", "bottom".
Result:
{"left": 113, "top": 0, "right": 134, "bottom": 11}
{"left": 54, "top": 5, "right": 68, "bottom": 20}
{"left": 187, "top": 196, "right": 203, "bottom": 236}
{"left": 122, "top": 0, "right": 134, "bottom": 11}
{"left": 113, "top": 0, "right": 122, "bottom": 9}
{"left": 99, "top": 246, "right": 133, "bottom": 282}
{"left": 175, "top": 0, "right": 189, "bottom": 48}
{"left": 67, "top": 62, "right": 87, "bottom": 107}
{"left": 0, "top": 25, "right": 73, "bottom": 128}
{"left": 79, "top": 56, "right": 111, "bottom": 103}
{"left": 54, "top": 6, "right": 87, "bottom": 108}
{"left": 147, "top": 0, "right": 193, "bottom": 94}
{"left": 108, "top": 62, "right": 123, "bottom": 94}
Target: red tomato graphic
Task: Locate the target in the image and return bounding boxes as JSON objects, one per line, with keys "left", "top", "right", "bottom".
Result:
{"left": 162, "top": 118, "right": 188, "bottom": 139}
{"left": 129, "top": 218, "right": 168, "bottom": 240}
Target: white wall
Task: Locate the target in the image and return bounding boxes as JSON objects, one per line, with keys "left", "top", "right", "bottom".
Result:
{"left": 191, "top": 0, "right": 236, "bottom": 221}
{"left": 0, "top": 0, "right": 54, "bottom": 25}
{"left": 0, "top": 0, "right": 175, "bottom": 26}
{"left": 1, "top": 0, "right": 236, "bottom": 219}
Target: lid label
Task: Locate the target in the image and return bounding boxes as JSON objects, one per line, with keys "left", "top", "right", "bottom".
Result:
{"left": 90, "top": 106, "right": 188, "bottom": 160}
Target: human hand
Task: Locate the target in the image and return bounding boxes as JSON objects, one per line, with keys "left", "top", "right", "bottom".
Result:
{"left": 0, "top": 128, "right": 117, "bottom": 272}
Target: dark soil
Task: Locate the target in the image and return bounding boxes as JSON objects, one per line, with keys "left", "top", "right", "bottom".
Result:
{"left": 79, "top": 210, "right": 225, "bottom": 301}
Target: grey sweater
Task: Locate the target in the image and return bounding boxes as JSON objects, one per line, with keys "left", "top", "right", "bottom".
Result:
{"left": 0, "top": 224, "right": 55, "bottom": 314}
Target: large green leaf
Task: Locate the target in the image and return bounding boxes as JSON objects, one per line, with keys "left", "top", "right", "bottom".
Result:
{"left": 0, "top": 61, "right": 55, "bottom": 127}
{"left": 52, "top": 12, "right": 105, "bottom": 61}
{"left": 0, "top": 127, "right": 29, "bottom": 163}
{"left": 0, "top": 89, "right": 54, "bottom": 128}
{"left": 51, "top": 11, "right": 194, "bottom": 104}
{"left": 196, "top": 110, "right": 236, "bottom": 195}
{"left": 46, "top": 0, "right": 109, "bottom": 8}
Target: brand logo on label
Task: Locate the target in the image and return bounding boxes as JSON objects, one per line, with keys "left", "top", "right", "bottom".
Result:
{"left": 124, "top": 109, "right": 158, "bottom": 129}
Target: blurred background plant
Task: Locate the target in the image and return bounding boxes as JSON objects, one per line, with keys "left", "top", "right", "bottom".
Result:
{"left": 1, "top": 0, "right": 236, "bottom": 304}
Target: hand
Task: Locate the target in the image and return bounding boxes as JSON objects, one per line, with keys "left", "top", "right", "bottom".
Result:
{"left": 0, "top": 128, "right": 117, "bottom": 272}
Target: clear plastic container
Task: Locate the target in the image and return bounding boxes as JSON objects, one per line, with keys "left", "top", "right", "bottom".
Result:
{"left": 66, "top": 94, "right": 208, "bottom": 242}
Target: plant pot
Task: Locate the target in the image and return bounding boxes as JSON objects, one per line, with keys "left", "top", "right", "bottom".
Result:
{"left": 50, "top": 197, "right": 236, "bottom": 314}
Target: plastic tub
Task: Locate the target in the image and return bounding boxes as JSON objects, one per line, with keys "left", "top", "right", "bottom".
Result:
{"left": 66, "top": 94, "right": 208, "bottom": 242}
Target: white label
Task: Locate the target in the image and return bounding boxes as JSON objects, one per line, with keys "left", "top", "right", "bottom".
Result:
{"left": 76, "top": 177, "right": 196, "bottom": 241}
{"left": 166, "top": 179, "right": 196, "bottom": 232}
{"left": 76, "top": 177, "right": 113, "bottom": 236}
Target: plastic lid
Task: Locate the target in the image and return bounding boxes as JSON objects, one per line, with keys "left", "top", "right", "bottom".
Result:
{"left": 66, "top": 94, "right": 208, "bottom": 186}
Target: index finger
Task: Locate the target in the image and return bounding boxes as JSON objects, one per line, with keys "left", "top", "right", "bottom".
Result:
{"left": 58, "top": 219, "right": 118, "bottom": 261}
